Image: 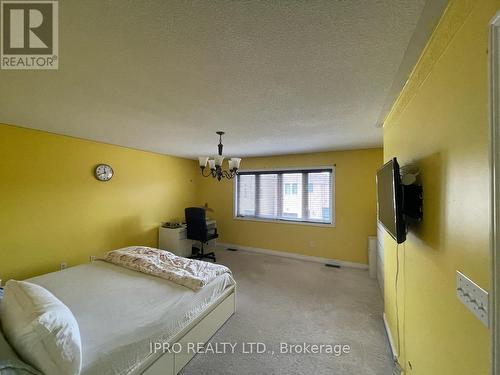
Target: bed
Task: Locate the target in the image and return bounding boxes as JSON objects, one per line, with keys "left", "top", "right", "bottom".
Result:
{"left": 3, "top": 255, "right": 236, "bottom": 375}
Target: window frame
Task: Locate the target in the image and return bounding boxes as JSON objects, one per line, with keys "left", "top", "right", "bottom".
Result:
{"left": 233, "top": 166, "right": 336, "bottom": 227}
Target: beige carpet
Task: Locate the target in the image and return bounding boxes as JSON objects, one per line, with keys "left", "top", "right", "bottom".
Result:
{"left": 180, "top": 248, "right": 396, "bottom": 375}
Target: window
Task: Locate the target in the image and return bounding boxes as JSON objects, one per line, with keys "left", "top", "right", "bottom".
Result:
{"left": 235, "top": 167, "right": 334, "bottom": 225}
{"left": 284, "top": 183, "right": 298, "bottom": 195}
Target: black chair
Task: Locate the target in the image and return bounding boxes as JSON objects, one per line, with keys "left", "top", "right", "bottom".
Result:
{"left": 185, "top": 207, "right": 218, "bottom": 262}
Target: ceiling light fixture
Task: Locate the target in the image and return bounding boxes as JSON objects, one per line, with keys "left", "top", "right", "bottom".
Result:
{"left": 198, "top": 131, "right": 241, "bottom": 181}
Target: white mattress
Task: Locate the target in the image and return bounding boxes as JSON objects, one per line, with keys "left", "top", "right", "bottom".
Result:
{"left": 27, "top": 261, "right": 235, "bottom": 375}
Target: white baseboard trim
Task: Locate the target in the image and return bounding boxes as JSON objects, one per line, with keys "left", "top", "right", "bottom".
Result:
{"left": 217, "top": 242, "right": 368, "bottom": 270}
{"left": 383, "top": 312, "right": 398, "bottom": 361}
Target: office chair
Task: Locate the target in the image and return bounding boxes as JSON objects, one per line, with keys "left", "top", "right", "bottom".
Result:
{"left": 185, "top": 207, "right": 218, "bottom": 262}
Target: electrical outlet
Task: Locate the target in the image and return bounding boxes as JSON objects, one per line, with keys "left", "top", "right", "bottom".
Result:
{"left": 89, "top": 256, "right": 96, "bottom": 262}
{"left": 60, "top": 262, "right": 68, "bottom": 270}
{"left": 456, "top": 270, "right": 489, "bottom": 327}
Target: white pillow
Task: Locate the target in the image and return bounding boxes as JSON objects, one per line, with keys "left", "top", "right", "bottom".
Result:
{"left": 0, "top": 280, "right": 82, "bottom": 375}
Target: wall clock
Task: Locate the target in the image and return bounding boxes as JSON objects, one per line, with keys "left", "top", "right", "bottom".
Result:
{"left": 95, "top": 164, "right": 114, "bottom": 181}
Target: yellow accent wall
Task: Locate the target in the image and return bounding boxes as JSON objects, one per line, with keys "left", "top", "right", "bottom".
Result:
{"left": 0, "top": 123, "right": 381, "bottom": 280}
{"left": 383, "top": 0, "right": 497, "bottom": 373}
{"left": 197, "top": 149, "right": 382, "bottom": 264}
{"left": 0, "top": 124, "right": 198, "bottom": 281}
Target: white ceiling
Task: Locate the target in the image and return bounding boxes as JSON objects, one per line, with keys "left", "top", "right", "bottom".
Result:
{"left": 0, "top": 0, "right": 446, "bottom": 158}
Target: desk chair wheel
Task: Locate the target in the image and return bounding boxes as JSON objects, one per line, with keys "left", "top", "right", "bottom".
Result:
{"left": 189, "top": 246, "right": 216, "bottom": 262}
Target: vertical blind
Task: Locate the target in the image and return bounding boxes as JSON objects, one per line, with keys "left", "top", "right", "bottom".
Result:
{"left": 235, "top": 168, "right": 334, "bottom": 224}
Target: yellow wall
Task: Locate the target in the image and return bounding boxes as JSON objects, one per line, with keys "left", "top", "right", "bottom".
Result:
{"left": 0, "top": 124, "right": 199, "bottom": 281}
{"left": 0, "top": 123, "right": 381, "bottom": 281}
{"left": 383, "top": 0, "right": 497, "bottom": 373}
{"left": 197, "top": 148, "right": 382, "bottom": 265}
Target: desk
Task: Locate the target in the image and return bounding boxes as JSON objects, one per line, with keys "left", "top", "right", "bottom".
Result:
{"left": 158, "top": 220, "right": 217, "bottom": 257}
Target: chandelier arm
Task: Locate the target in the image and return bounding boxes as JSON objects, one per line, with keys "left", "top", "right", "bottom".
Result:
{"left": 201, "top": 167, "right": 214, "bottom": 177}
{"left": 223, "top": 170, "right": 237, "bottom": 179}
{"left": 200, "top": 168, "right": 238, "bottom": 179}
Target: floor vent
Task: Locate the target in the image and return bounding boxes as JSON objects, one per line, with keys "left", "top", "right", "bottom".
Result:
{"left": 325, "top": 263, "right": 341, "bottom": 268}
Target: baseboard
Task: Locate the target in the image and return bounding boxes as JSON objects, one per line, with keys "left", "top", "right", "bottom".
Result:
{"left": 217, "top": 242, "right": 368, "bottom": 270}
{"left": 383, "top": 312, "right": 398, "bottom": 361}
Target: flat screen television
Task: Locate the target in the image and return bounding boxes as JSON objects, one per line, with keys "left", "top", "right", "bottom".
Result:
{"left": 376, "top": 157, "right": 406, "bottom": 244}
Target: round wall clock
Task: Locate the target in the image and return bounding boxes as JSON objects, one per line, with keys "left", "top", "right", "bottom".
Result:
{"left": 95, "top": 164, "right": 114, "bottom": 181}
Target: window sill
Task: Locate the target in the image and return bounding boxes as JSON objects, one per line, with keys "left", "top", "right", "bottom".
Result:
{"left": 233, "top": 216, "right": 336, "bottom": 228}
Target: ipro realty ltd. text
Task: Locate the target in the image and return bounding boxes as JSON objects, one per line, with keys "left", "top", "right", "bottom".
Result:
{"left": 150, "top": 342, "right": 351, "bottom": 356}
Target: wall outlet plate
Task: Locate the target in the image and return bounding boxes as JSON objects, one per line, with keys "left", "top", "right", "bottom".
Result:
{"left": 456, "top": 270, "right": 489, "bottom": 327}
{"left": 89, "top": 256, "right": 97, "bottom": 262}
{"left": 60, "top": 262, "right": 68, "bottom": 270}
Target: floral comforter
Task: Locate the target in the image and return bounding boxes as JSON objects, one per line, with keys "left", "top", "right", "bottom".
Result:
{"left": 103, "top": 246, "right": 231, "bottom": 291}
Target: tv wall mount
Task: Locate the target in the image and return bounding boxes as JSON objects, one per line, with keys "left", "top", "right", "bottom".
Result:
{"left": 400, "top": 165, "right": 423, "bottom": 222}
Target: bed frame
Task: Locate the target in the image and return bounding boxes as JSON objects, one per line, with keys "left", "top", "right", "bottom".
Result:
{"left": 141, "top": 287, "right": 236, "bottom": 375}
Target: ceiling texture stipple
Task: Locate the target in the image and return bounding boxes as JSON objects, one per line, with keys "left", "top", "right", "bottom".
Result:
{"left": 0, "top": 0, "right": 446, "bottom": 158}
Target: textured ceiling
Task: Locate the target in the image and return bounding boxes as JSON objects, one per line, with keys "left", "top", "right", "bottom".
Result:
{"left": 0, "top": 0, "right": 443, "bottom": 158}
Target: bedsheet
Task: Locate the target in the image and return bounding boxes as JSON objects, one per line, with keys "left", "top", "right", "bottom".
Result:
{"left": 28, "top": 261, "right": 235, "bottom": 375}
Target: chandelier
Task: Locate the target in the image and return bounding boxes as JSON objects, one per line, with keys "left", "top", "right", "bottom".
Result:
{"left": 198, "top": 131, "right": 241, "bottom": 181}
